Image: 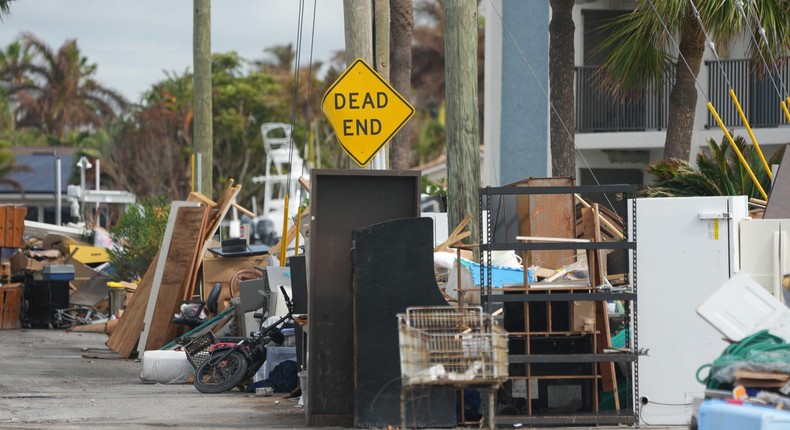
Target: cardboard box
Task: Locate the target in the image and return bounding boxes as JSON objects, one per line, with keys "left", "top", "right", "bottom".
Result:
{"left": 201, "top": 252, "right": 271, "bottom": 312}
{"left": 10, "top": 251, "right": 65, "bottom": 274}
{"left": 571, "top": 301, "right": 596, "bottom": 333}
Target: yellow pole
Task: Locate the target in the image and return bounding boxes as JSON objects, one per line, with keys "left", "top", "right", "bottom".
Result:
{"left": 729, "top": 90, "right": 771, "bottom": 180}
{"left": 190, "top": 154, "right": 195, "bottom": 193}
{"left": 707, "top": 102, "right": 768, "bottom": 200}
{"left": 294, "top": 206, "right": 303, "bottom": 256}
{"left": 279, "top": 194, "right": 289, "bottom": 267}
{"left": 782, "top": 100, "right": 790, "bottom": 125}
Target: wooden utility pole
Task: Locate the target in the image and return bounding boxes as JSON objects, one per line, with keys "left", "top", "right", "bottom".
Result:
{"left": 194, "top": 0, "right": 213, "bottom": 196}
{"left": 444, "top": 1, "right": 480, "bottom": 253}
{"left": 343, "top": 1, "right": 373, "bottom": 66}
{"left": 389, "top": 0, "right": 413, "bottom": 170}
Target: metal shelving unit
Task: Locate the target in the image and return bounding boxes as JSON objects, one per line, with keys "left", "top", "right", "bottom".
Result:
{"left": 479, "top": 184, "right": 638, "bottom": 427}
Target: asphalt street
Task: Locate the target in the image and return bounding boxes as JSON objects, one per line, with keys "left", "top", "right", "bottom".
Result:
{"left": 0, "top": 329, "right": 680, "bottom": 430}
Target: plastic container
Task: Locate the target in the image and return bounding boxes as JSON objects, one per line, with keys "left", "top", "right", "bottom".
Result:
{"left": 699, "top": 399, "right": 790, "bottom": 430}
{"left": 298, "top": 370, "right": 308, "bottom": 409}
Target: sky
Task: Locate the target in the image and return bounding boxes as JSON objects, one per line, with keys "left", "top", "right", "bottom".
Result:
{"left": 0, "top": 0, "right": 346, "bottom": 102}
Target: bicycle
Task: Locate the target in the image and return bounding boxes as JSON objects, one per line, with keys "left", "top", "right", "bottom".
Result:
{"left": 53, "top": 306, "right": 107, "bottom": 329}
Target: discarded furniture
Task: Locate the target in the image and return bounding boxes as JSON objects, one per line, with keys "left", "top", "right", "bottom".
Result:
{"left": 480, "top": 183, "right": 638, "bottom": 426}
{"left": 635, "top": 195, "right": 748, "bottom": 425}
{"left": 307, "top": 169, "right": 420, "bottom": 427}
{"left": 397, "top": 306, "right": 508, "bottom": 429}
{"left": 173, "top": 282, "right": 221, "bottom": 329}
{"left": 352, "top": 217, "right": 457, "bottom": 428}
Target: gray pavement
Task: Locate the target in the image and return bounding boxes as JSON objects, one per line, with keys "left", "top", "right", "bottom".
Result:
{"left": 0, "top": 329, "right": 681, "bottom": 429}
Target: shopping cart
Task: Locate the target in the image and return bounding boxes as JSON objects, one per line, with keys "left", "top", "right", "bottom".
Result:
{"left": 397, "top": 306, "right": 508, "bottom": 428}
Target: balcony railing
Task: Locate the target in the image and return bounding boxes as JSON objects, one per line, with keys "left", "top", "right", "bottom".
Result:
{"left": 575, "top": 65, "right": 671, "bottom": 133}
{"left": 706, "top": 58, "right": 790, "bottom": 129}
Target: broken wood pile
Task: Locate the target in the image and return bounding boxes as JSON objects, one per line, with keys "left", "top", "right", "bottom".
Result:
{"left": 106, "top": 181, "right": 245, "bottom": 357}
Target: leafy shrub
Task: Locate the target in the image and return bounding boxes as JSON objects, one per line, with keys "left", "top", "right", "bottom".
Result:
{"left": 106, "top": 196, "right": 170, "bottom": 282}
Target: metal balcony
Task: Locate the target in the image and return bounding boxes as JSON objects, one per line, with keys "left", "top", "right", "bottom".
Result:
{"left": 706, "top": 58, "right": 790, "bottom": 129}
{"left": 575, "top": 65, "right": 671, "bottom": 133}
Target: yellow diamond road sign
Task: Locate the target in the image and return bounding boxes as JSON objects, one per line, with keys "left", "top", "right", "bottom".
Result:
{"left": 322, "top": 58, "right": 415, "bottom": 167}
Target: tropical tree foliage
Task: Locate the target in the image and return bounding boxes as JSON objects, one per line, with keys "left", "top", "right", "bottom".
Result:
{"left": 595, "top": 0, "right": 790, "bottom": 162}
{"left": 7, "top": 34, "right": 127, "bottom": 139}
{"left": 640, "top": 135, "right": 782, "bottom": 199}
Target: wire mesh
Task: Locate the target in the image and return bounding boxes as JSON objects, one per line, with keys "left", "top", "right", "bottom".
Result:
{"left": 398, "top": 306, "right": 508, "bottom": 387}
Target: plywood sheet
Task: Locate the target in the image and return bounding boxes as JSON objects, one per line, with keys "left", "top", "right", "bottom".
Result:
{"left": 105, "top": 251, "right": 159, "bottom": 357}
{"left": 143, "top": 204, "right": 209, "bottom": 351}
{"left": 515, "top": 177, "right": 576, "bottom": 270}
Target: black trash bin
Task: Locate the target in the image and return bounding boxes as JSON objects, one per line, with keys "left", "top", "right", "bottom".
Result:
{"left": 25, "top": 265, "right": 73, "bottom": 328}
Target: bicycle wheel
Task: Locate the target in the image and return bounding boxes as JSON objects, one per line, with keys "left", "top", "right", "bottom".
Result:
{"left": 193, "top": 351, "right": 248, "bottom": 394}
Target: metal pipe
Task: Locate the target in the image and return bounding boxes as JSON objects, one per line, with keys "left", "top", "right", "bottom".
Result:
{"left": 707, "top": 102, "right": 767, "bottom": 200}
{"left": 782, "top": 101, "right": 790, "bottom": 125}
{"left": 55, "top": 158, "right": 61, "bottom": 226}
{"left": 196, "top": 153, "right": 203, "bottom": 194}
{"left": 280, "top": 194, "right": 289, "bottom": 266}
{"left": 729, "top": 89, "right": 771, "bottom": 180}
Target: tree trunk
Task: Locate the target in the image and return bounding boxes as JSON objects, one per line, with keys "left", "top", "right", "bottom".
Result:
{"left": 549, "top": 0, "right": 576, "bottom": 177}
{"left": 193, "top": 0, "right": 213, "bottom": 196}
{"left": 389, "top": 0, "right": 413, "bottom": 170}
{"left": 664, "top": 7, "right": 705, "bottom": 161}
{"left": 444, "top": 1, "right": 480, "bottom": 254}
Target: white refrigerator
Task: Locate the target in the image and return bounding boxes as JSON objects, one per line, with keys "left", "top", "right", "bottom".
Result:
{"left": 630, "top": 195, "right": 748, "bottom": 425}
{"left": 739, "top": 218, "right": 790, "bottom": 303}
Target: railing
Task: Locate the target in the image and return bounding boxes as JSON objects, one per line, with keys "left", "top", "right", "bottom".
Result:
{"left": 706, "top": 58, "right": 790, "bottom": 128}
{"left": 575, "top": 65, "right": 671, "bottom": 133}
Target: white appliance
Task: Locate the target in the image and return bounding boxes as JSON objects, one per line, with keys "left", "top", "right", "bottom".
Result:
{"left": 739, "top": 219, "right": 790, "bottom": 302}
{"left": 630, "top": 196, "right": 748, "bottom": 425}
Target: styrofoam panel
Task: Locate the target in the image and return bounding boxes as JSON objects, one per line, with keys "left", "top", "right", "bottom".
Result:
{"left": 697, "top": 272, "right": 790, "bottom": 342}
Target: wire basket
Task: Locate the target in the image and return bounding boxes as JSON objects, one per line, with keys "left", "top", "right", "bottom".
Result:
{"left": 397, "top": 306, "right": 508, "bottom": 387}
{"left": 182, "top": 331, "right": 219, "bottom": 369}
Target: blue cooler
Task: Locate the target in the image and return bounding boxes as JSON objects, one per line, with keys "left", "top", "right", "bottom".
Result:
{"left": 699, "top": 399, "right": 790, "bottom": 430}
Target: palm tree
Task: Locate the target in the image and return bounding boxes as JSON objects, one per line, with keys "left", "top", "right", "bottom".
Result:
{"left": 9, "top": 33, "right": 127, "bottom": 139}
{"left": 0, "top": 0, "right": 15, "bottom": 18}
{"left": 389, "top": 0, "right": 414, "bottom": 169}
{"left": 549, "top": 0, "right": 576, "bottom": 177}
{"left": 641, "top": 135, "right": 781, "bottom": 199}
{"left": 596, "top": 1, "right": 790, "bottom": 162}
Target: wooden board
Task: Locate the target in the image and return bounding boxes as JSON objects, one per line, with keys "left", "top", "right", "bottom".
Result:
{"left": 0, "top": 206, "right": 26, "bottom": 248}
{"left": 105, "top": 251, "right": 159, "bottom": 357}
{"left": 0, "top": 283, "right": 22, "bottom": 329}
{"left": 515, "top": 177, "right": 576, "bottom": 270}
{"left": 143, "top": 204, "right": 209, "bottom": 351}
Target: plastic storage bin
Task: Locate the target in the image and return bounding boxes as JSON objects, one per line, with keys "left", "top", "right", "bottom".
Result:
{"left": 699, "top": 399, "right": 790, "bottom": 430}
{"left": 34, "top": 264, "right": 75, "bottom": 282}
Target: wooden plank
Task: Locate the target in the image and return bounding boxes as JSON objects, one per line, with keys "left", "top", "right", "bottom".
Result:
{"left": 187, "top": 191, "right": 218, "bottom": 207}
{"left": 0, "top": 207, "right": 7, "bottom": 247}
{"left": 105, "top": 251, "right": 159, "bottom": 357}
{"left": 516, "top": 177, "right": 576, "bottom": 270}
{"left": 0, "top": 284, "right": 22, "bottom": 329}
{"left": 13, "top": 207, "right": 25, "bottom": 247}
{"left": 137, "top": 202, "right": 203, "bottom": 353}
{"left": 145, "top": 204, "right": 209, "bottom": 350}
